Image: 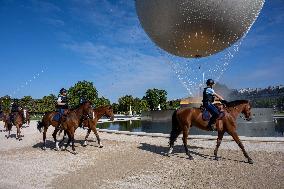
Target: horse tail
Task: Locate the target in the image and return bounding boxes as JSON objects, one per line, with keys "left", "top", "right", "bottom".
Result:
{"left": 37, "top": 120, "right": 44, "bottom": 133}
{"left": 169, "top": 110, "right": 181, "bottom": 146}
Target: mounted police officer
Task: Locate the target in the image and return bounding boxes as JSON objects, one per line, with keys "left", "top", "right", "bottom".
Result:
{"left": 11, "top": 101, "right": 20, "bottom": 113}
{"left": 202, "top": 79, "right": 226, "bottom": 131}
{"left": 10, "top": 100, "right": 21, "bottom": 123}
{"left": 56, "top": 88, "right": 68, "bottom": 121}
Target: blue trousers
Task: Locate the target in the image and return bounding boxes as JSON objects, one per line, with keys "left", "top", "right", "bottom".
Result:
{"left": 53, "top": 109, "right": 65, "bottom": 122}
{"left": 204, "top": 103, "right": 220, "bottom": 125}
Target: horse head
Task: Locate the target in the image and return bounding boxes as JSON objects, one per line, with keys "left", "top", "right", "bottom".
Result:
{"left": 104, "top": 106, "right": 114, "bottom": 121}
{"left": 241, "top": 101, "right": 252, "bottom": 121}
{"left": 81, "top": 101, "right": 94, "bottom": 119}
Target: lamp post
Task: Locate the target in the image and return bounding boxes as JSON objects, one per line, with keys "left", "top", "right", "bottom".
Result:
{"left": 129, "top": 105, "right": 133, "bottom": 116}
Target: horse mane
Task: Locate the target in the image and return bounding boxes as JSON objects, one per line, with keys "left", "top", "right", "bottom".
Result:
{"left": 70, "top": 101, "right": 92, "bottom": 111}
{"left": 226, "top": 100, "right": 249, "bottom": 107}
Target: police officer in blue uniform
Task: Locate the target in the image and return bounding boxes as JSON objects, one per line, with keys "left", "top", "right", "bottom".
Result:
{"left": 56, "top": 88, "right": 68, "bottom": 121}
{"left": 11, "top": 101, "right": 19, "bottom": 113}
{"left": 203, "top": 79, "right": 226, "bottom": 131}
{"left": 10, "top": 100, "right": 21, "bottom": 123}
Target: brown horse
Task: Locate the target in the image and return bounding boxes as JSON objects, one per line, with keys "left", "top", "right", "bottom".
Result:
{"left": 0, "top": 112, "right": 9, "bottom": 131}
{"left": 6, "top": 111, "right": 25, "bottom": 140}
{"left": 82, "top": 105, "right": 114, "bottom": 147}
{"left": 37, "top": 101, "right": 93, "bottom": 151}
{"left": 168, "top": 100, "right": 254, "bottom": 164}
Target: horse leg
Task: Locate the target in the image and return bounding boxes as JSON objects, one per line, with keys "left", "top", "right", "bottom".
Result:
{"left": 18, "top": 124, "right": 22, "bottom": 141}
{"left": 182, "top": 128, "right": 193, "bottom": 160}
{"left": 52, "top": 128, "right": 60, "bottom": 151}
{"left": 93, "top": 127, "right": 103, "bottom": 148}
{"left": 63, "top": 131, "right": 72, "bottom": 151}
{"left": 70, "top": 129, "right": 77, "bottom": 154}
{"left": 83, "top": 129, "right": 91, "bottom": 146}
{"left": 214, "top": 130, "right": 225, "bottom": 160}
{"left": 167, "top": 128, "right": 181, "bottom": 156}
{"left": 43, "top": 127, "right": 47, "bottom": 150}
{"left": 229, "top": 131, "right": 253, "bottom": 164}
{"left": 15, "top": 124, "right": 19, "bottom": 139}
{"left": 59, "top": 131, "right": 67, "bottom": 147}
{"left": 7, "top": 124, "right": 11, "bottom": 139}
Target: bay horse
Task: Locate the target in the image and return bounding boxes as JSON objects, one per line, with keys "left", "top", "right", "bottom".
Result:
{"left": 6, "top": 111, "right": 25, "bottom": 140}
{"left": 58, "top": 105, "right": 114, "bottom": 149}
{"left": 0, "top": 112, "right": 9, "bottom": 131}
{"left": 37, "top": 101, "right": 93, "bottom": 151}
{"left": 168, "top": 100, "right": 254, "bottom": 164}
{"left": 82, "top": 105, "right": 114, "bottom": 148}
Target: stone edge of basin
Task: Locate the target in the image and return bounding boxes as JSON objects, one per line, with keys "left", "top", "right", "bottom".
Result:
{"left": 97, "top": 129, "right": 284, "bottom": 143}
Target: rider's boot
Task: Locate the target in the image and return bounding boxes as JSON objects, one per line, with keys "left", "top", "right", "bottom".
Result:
{"left": 207, "top": 118, "right": 217, "bottom": 131}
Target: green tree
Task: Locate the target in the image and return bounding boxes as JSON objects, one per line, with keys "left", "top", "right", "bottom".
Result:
{"left": 139, "top": 99, "right": 149, "bottom": 112}
{"left": 19, "top": 96, "right": 35, "bottom": 111}
{"left": 132, "top": 98, "right": 149, "bottom": 113}
{"left": 95, "top": 96, "right": 111, "bottom": 107}
{"left": 166, "top": 99, "right": 180, "bottom": 110}
{"left": 0, "top": 95, "right": 12, "bottom": 112}
{"left": 41, "top": 94, "right": 57, "bottom": 112}
{"left": 132, "top": 97, "right": 141, "bottom": 113}
{"left": 144, "top": 88, "right": 167, "bottom": 110}
{"left": 68, "top": 80, "right": 98, "bottom": 108}
{"left": 118, "top": 95, "right": 134, "bottom": 113}
{"left": 111, "top": 103, "right": 119, "bottom": 114}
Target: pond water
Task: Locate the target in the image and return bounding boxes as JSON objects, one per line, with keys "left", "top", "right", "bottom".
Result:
{"left": 97, "top": 119, "right": 284, "bottom": 137}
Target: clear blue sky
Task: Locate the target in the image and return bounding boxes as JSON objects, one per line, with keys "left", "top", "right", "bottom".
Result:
{"left": 0, "top": 0, "right": 283, "bottom": 102}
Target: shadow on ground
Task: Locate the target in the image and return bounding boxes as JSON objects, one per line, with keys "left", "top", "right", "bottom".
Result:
{"left": 138, "top": 143, "right": 249, "bottom": 163}
{"left": 32, "top": 139, "right": 99, "bottom": 150}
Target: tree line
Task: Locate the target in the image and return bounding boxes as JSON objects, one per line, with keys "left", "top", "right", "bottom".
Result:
{"left": 0, "top": 80, "right": 180, "bottom": 114}
{"left": 1, "top": 81, "right": 282, "bottom": 114}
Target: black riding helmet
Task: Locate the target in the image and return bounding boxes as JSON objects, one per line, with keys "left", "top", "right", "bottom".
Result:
{"left": 206, "top": 79, "right": 215, "bottom": 86}
{"left": 80, "top": 97, "right": 87, "bottom": 104}
{"left": 60, "top": 88, "right": 67, "bottom": 94}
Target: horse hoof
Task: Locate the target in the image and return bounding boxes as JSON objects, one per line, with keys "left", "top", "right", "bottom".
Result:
{"left": 83, "top": 141, "right": 87, "bottom": 146}
{"left": 42, "top": 147, "right": 46, "bottom": 150}
{"left": 214, "top": 156, "right": 219, "bottom": 161}
{"left": 73, "top": 151, "right": 78, "bottom": 155}
{"left": 99, "top": 145, "right": 103, "bottom": 148}
{"left": 167, "top": 148, "right": 173, "bottom": 156}
{"left": 188, "top": 156, "right": 194, "bottom": 160}
{"left": 248, "top": 159, "right": 254, "bottom": 164}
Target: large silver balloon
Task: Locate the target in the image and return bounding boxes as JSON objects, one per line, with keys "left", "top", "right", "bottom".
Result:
{"left": 136, "top": 0, "right": 265, "bottom": 58}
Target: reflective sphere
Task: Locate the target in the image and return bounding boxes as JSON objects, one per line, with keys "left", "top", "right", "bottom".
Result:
{"left": 136, "top": 0, "right": 264, "bottom": 58}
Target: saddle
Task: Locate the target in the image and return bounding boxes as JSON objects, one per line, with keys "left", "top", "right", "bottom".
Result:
{"left": 200, "top": 104, "right": 225, "bottom": 121}
{"left": 53, "top": 109, "right": 69, "bottom": 122}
